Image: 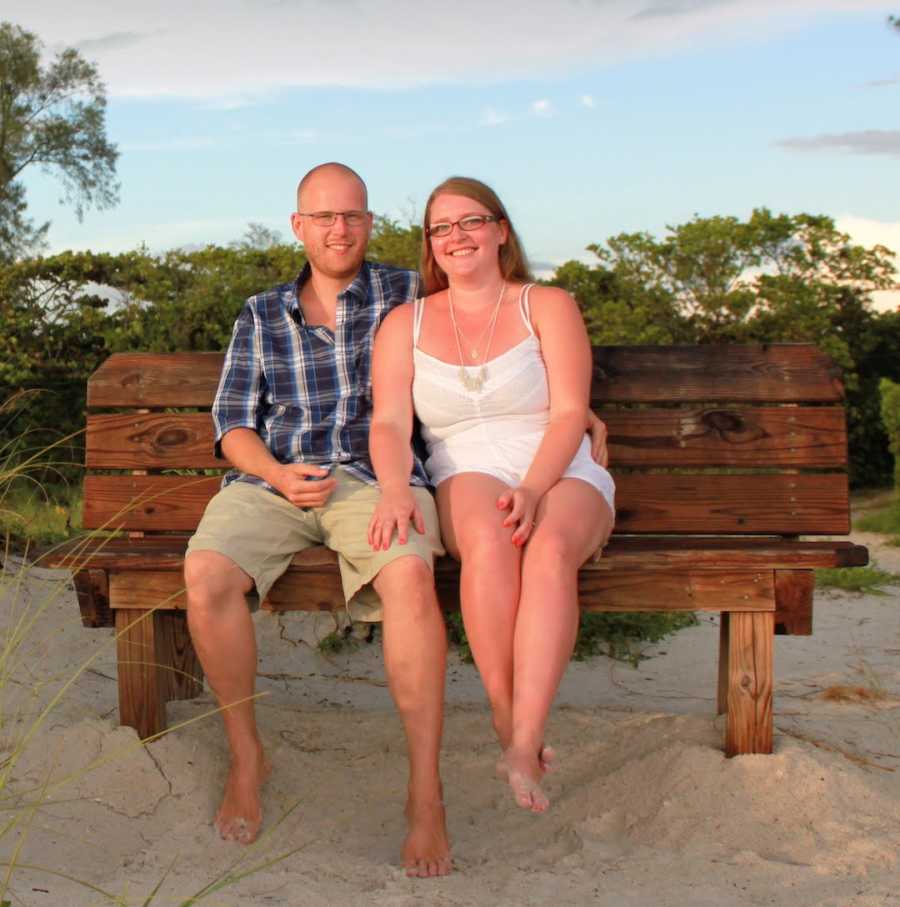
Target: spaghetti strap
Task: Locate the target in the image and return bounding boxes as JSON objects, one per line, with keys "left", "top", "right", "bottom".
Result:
{"left": 518, "top": 283, "right": 536, "bottom": 335}
{"left": 412, "top": 297, "right": 425, "bottom": 346}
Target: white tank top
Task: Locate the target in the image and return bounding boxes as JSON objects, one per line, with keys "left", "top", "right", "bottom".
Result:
{"left": 412, "top": 284, "right": 550, "bottom": 451}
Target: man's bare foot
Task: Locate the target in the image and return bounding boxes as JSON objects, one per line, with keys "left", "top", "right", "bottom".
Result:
{"left": 495, "top": 744, "right": 555, "bottom": 779}
{"left": 402, "top": 793, "right": 452, "bottom": 878}
{"left": 500, "top": 746, "right": 549, "bottom": 813}
{"left": 214, "top": 744, "right": 272, "bottom": 844}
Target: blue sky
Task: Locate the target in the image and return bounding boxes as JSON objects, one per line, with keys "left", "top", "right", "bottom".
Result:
{"left": 9, "top": 1, "right": 900, "bottom": 306}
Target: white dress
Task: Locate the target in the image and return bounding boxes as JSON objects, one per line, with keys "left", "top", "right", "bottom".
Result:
{"left": 411, "top": 284, "right": 615, "bottom": 512}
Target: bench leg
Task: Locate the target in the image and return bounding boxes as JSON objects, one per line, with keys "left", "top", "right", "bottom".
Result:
{"left": 155, "top": 611, "right": 204, "bottom": 701}
{"left": 724, "top": 611, "right": 774, "bottom": 756}
{"left": 717, "top": 612, "right": 730, "bottom": 716}
{"left": 115, "top": 609, "right": 165, "bottom": 739}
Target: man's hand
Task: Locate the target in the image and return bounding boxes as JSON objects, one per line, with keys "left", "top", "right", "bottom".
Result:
{"left": 269, "top": 463, "right": 337, "bottom": 508}
{"left": 368, "top": 485, "right": 425, "bottom": 551}
{"left": 587, "top": 410, "right": 609, "bottom": 467}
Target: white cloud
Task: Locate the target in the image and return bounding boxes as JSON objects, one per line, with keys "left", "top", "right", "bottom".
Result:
{"left": 580, "top": 94, "right": 595, "bottom": 108}
{"left": 837, "top": 215, "right": 900, "bottom": 313}
{"left": 4, "top": 0, "right": 889, "bottom": 99}
{"left": 778, "top": 130, "right": 900, "bottom": 158}
{"left": 531, "top": 99, "right": 553, "bottom": 117}
{"left": 481, "top": 107, "right": 509, "bottom": 127}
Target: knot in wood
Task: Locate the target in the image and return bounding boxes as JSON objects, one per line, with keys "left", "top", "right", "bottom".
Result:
{"left": 156, "top": 428, "right": 189, "bottom": 448}
{"left": 702, "top": 409, "right": 744, "bottom": 435}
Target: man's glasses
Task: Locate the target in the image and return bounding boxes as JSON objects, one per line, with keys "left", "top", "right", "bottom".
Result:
{"left": 296, "top": 210, "right": 370, "bottom": 227}
{"left": 426, "top": 214, "right": 500, "bottom": 238}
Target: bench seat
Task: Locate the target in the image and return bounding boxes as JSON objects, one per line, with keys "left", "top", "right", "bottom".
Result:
{"left": 43, "top": 344, "right": 868, "bottom": 756}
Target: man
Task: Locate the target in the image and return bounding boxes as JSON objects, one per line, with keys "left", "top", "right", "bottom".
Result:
{"left": 184, "top": 162, "right": 451, "bottom": 877}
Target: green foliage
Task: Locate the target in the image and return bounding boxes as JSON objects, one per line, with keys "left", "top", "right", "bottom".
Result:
{"left": 446, "top": 609, "right": 697, "bottom": 666}
{"left": 572, "top": 611, "right": 699, "bottom": 665}
{"left": 855, "top": 499, "right": 900, "bottom": 534}
{"left": 0, "top": 22, "right": 118, "bottom": 261}
{"left": 553, "top": 208, "right": 899, "bottom": 486}
{"left": 879, "top": 377, "right": 900, "bottom": 489}
{"left": 366, "top": 215, "right": 422, "bottom": 270}
{"left": 815, "top": 565, "right": 899, "bottom": 594}
{"left": 0, "top": 482, "right": 81, "bottom": 547}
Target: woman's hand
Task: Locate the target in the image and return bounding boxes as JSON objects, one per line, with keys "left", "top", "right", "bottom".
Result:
{"left": 586, "top": 410, "right": 609, "bottom": 467}
{"left": 497, "top": 485, "right": 540, "bottom": 547}
{"left": 368, "top": 485, "right": 425, "bottom": 551}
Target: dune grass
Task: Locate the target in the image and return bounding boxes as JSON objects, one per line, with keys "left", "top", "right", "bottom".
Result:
{"left": 0, "top": 404, "right": 299, "bottom": 904}
{"left": 815, "top": 564, "right": 900, "bottom": 594}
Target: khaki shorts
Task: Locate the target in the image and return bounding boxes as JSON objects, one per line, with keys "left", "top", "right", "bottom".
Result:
{"left": 186, "top": 470, "right": 444, "bottom": 620}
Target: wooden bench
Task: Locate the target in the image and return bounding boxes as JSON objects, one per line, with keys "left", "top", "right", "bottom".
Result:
{"left": 45, "top": 344, "right": 868, "bottom": 755}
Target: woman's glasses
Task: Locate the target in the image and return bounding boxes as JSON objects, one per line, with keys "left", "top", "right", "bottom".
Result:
{"left": 426, "top": 214, "right": 500, "bottom": 238}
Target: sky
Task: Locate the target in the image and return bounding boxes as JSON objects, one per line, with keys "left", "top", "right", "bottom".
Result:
{"left": 8, "top": 0, "right": 900, "bottom": 309}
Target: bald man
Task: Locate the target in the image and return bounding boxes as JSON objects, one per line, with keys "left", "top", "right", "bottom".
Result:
{"left": 184, "top": 163, "right": 451, "bottom": 877}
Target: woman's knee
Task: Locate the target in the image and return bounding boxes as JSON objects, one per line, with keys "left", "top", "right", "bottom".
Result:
{"left": 455, "top": 520, "right": 515, "bottom": 565}
{"left": 524, "top": 526, "right": 583, "bottom": 570}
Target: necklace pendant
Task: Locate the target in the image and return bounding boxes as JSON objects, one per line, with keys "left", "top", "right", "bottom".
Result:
{"left": 459, "top": 365, "right": 487, "bottom": 393}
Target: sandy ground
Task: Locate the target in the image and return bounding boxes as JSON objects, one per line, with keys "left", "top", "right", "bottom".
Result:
{"left": 1, "top": 534, "right": 898, "bottom": 907}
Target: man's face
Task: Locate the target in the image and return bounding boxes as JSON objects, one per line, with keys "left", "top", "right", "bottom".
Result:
{"left": 291, "top": 170, "right": 372, "bottom": 281}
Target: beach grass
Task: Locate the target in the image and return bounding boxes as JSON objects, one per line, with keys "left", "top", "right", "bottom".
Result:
{"left": 854, "top": 497, "right": 900, "bottom": 535}
{"left": 0, "top": 411, "right": 298, "bottom": 905}
{"left": 815, "top": 564, "right": 900, "bottom": 594}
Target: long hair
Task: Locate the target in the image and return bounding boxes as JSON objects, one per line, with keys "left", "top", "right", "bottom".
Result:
{"left": 420, "top": 176, "right": 533, "bottom": 294}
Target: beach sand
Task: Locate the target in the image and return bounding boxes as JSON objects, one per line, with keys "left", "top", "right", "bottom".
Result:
{"left": 1, "top": 533, "right": 898, "bottom": 906}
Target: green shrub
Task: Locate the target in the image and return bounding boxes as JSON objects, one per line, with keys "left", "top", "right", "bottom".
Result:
{"left": 446, "top": 609, "right": 697, "bottom": 667}
{"left": 815, "top": 565, "right": 899, "bottom": 594}
{"left": 880, "top": 377, "right": 900, "bottom": 490}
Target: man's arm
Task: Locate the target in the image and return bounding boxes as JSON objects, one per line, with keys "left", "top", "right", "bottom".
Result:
{"left": 220, "top": 428, "right": 335, "bottom": 508}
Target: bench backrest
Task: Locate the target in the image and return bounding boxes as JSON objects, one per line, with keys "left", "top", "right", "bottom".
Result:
{"left": 83, "top": 344, "right": 849, "bottom": 537}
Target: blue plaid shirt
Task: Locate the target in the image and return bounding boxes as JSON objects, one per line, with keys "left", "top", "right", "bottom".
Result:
{"left": 213, "top": 261, "right": 430, "bottom": 491}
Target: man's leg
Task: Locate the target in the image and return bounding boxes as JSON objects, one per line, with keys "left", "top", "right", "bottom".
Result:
{"left": 373, "top": 555, "right": 451, "bottom": 878}
{"left": 184, "top": 481, "right": 320, "bottom": 844}
{"left": 184, "top": 550, "right": 269, "bottom": 843}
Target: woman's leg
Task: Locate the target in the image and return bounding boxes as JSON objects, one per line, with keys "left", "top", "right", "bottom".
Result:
{"left": 503, "top": 479, "right": 614, "bottom": 812}
{"left": 437, "top": 473, "right": 522, "bottom": 749}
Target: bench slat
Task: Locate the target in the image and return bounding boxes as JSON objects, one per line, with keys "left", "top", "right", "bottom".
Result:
{"left": 592, "top": 345, "right": 843, "bottom": 403}
{"left": 81, "top": 472, "right": 850, "bottom": 535}
{"left": 106, "top": 567, "right": 775, "bottom": 613}
{"left": 86, "top": 345, "right": 844, "bottom": 409}
{"left": 86, "top": 405, "right": 848, "bottom": 469}
{"left": 44, "top": 536, "right": 868, "bottom": 573}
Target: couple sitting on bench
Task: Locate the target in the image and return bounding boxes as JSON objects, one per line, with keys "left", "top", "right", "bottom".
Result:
{"left": 183, "top": 162, "right": 614, "bottom": 877}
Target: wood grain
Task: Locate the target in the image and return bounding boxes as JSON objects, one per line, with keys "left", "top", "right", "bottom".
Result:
{"left": 86, "top": 406, "right": 847, "bottom": 470}
{"left": 725, "top": 611, "right": 774, "bottom": 756}
{"left": 82, "top": 472, "right": 850, "bottom": 535}
{"left": 774, "top": 569, "right": 814, "bottom": 636}
{"left": 115, "top": 609, "right": 165, "bottom": 739}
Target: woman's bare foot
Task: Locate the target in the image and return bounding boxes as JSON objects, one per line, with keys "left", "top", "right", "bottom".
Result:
{"left": 402, "top": 793, "right": 453, "bottom": 878}
{"left": 495, "top": 744, "right": 555, "bottom": 779}
{"left": 214, "top": 743, "right": 272, "bottom": 844}
{"left": 500, "top": 746, "right": 549, "bottom": 813}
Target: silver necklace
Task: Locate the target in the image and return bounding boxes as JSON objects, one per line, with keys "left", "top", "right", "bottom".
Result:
{"left": 448, "top": 281, "right": 505, "bottom": 393}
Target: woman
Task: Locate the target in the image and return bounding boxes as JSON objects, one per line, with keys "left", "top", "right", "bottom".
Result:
{"left": 368, "top": 177, "right": 615, "bottom": 813}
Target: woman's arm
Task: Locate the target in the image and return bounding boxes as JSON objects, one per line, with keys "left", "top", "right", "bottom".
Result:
{"left": 368, "top": 303, "right": 424, "bottom": 550}
{"left": 499, "top": 286, "right": 593, "bottom": 545}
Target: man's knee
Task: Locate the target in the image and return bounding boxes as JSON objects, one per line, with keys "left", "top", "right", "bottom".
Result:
{"left": 184, "top": 550, "right": 253, "bottom": 613}
{"left": 373, "top": 555, "right": 436, "bottom": 607}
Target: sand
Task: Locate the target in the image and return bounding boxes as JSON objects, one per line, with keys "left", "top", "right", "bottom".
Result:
{"left": 1, "top": 533, "right": 898, "bottom": 907}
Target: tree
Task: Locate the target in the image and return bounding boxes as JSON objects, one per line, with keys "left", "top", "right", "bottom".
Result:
{"left": 554, "top": 209, "right": 898, "bottom": 485}
{"left": 0, "top": 22, "right": 119, "bottom": 261}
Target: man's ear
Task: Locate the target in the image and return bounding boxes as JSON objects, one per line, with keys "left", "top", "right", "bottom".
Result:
{"left": 290, "top": 212, "right": 305, "bottom": 244}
